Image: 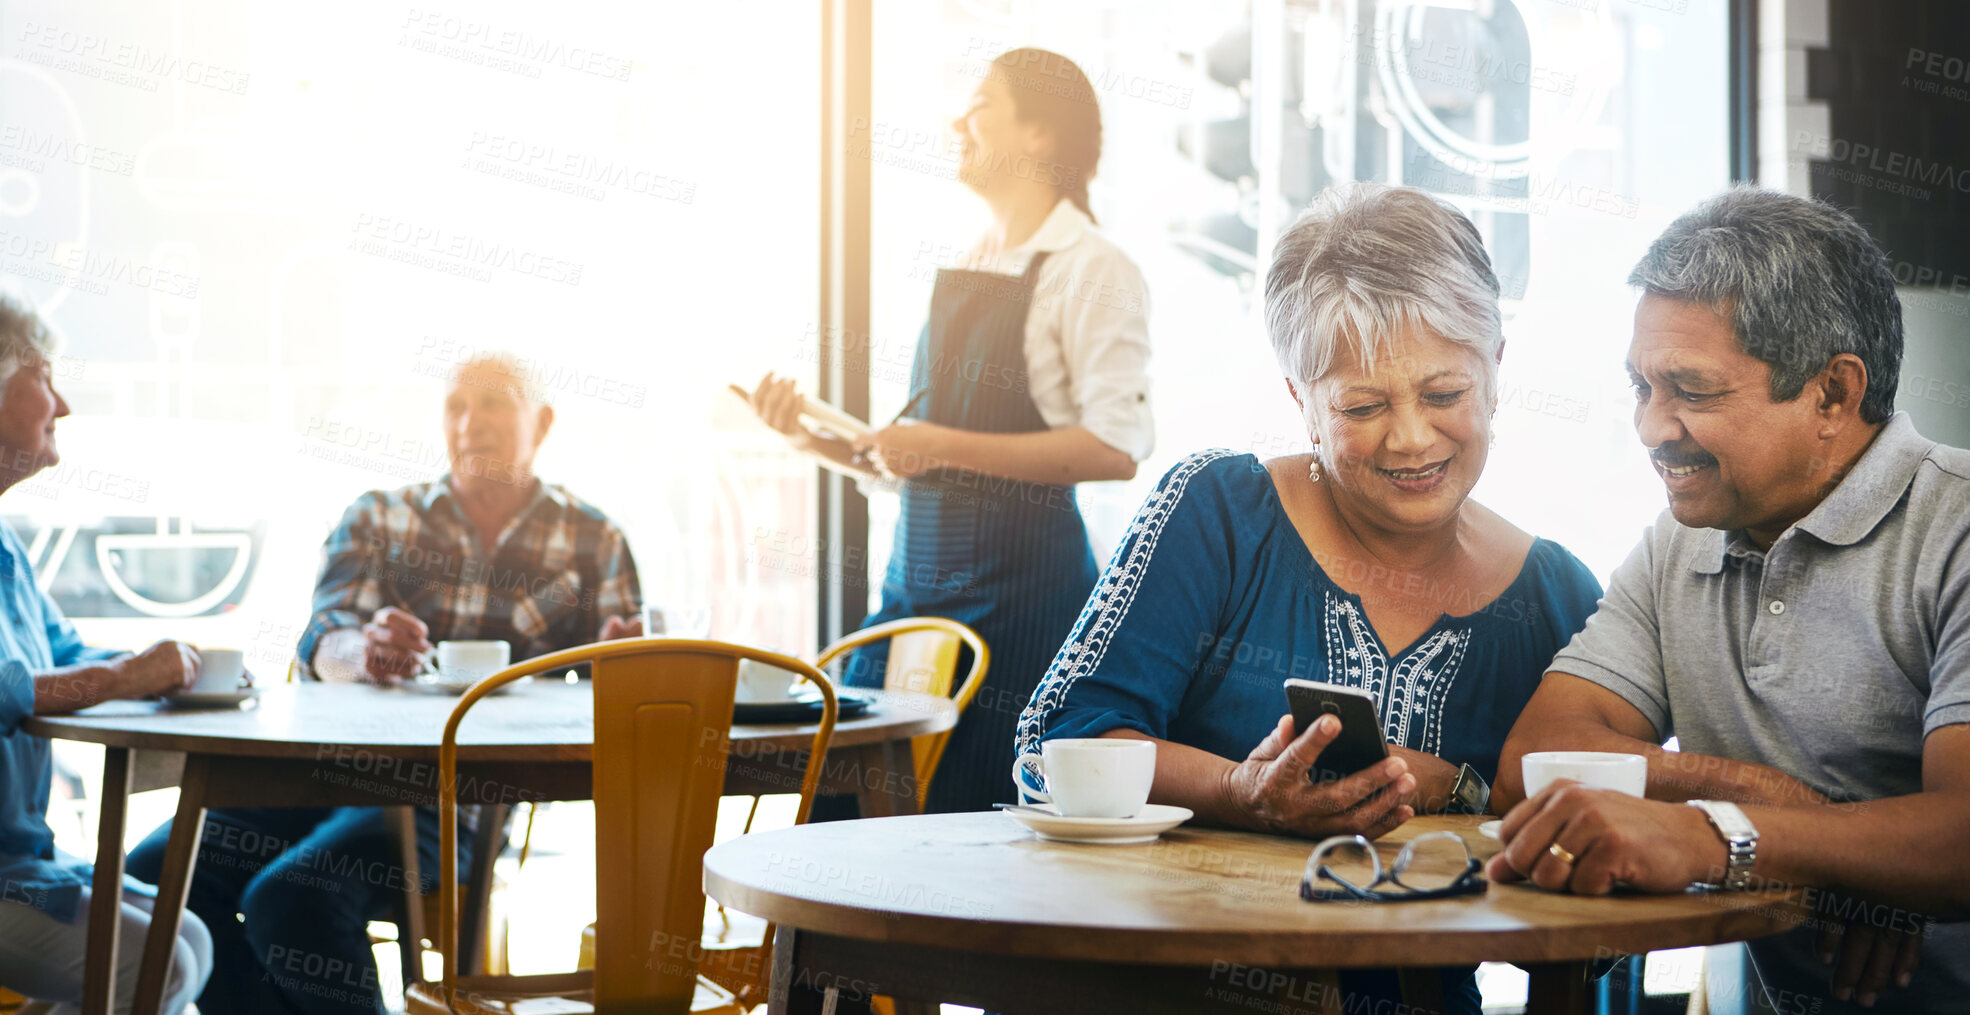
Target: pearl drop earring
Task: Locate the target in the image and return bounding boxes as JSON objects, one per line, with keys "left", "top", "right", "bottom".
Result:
{"left": 1308, "top": 446, "right": 1324, "bottom": 483}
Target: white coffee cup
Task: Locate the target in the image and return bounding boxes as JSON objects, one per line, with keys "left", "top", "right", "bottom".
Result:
{"left": 1012, "top": 738, "right": 1156, "bottom": 819}
{"left": 192, "top": 648, "right": 247, "bottom": 693}
{"left": 735, "top": 660, "right": 795, "bottom": 702}
{"left": 434, "top": 640, "right": 511, "bottom": 683}
{"left": 640, "top": 603, "right": 711, "bottom": 639}
{"left": 1521, "top": 751, "right": 1647, "bottom": 798}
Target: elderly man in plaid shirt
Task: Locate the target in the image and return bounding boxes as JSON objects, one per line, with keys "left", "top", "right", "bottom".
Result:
{"left": 128, "top": 353, "right": 643, "bottom": 1015}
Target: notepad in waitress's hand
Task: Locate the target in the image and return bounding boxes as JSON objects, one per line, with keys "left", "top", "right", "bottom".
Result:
{"left": 728, "top": 383, "right": 872, "bottom": 441}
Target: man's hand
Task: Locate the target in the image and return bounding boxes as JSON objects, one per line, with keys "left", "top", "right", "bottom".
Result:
{"left": 1486, "top": 779, "right": 1721, "bottom": 894}
{"left": 1817, "top": 896, "right": 1925, "bottom": 1007}
{"left": 361, "top": 607, "right": 431, "bottom": 684}
{"left": 112, "top": 640, "right": 200, "bottom": 699}
{"left": 599, "top": 615, "right": 643, "bottom": 640}
{"left": 1216, "top": 714, "right": 1415, "bottom": 839}
{"left": 852, "top": 422, "right": 950, "bottom": 480}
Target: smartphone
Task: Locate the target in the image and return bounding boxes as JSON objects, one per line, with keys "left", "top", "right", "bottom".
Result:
{"left": 1283, "top": 679, "right": 1390, "bottom": 783}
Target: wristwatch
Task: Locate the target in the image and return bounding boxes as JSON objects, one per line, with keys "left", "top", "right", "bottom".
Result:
{"left": 1687, "top": 799, "right": 1758, "bottom": 890}
{"left": 1447, "top": 763, "right": 1491, "bottom": 815}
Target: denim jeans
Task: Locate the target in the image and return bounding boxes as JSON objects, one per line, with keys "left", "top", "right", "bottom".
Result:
{"left": 126, "top": 806, "right": 466, "bottom": 1015}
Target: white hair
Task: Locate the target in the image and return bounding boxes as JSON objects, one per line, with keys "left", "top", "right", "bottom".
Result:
{"left": 450, "top": 352, "right": 549, "bottom": 409}
{"left": 0, "top": 292, "right": 59, "bottom": 411}
{"left": 1264, "top": 183, "right": 1503, "bottom": 399}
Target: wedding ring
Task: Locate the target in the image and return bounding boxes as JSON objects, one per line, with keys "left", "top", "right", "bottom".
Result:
{"left": 1547, "top": 842, "right": 1578, "bottom": 866}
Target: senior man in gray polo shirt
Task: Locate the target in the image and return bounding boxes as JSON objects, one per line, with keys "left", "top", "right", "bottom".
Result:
{"left": 1486, "top": 188, "right": 1970, "bottom": 1014}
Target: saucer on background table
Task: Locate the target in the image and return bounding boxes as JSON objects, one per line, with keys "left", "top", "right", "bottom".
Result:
{"left": 1002, "top": 803, "right": 1194, "bottom": 845}
{"left": 732, "top": 690, "right": 874, "bottom": 724}
{"left": 168, "top": 688, "right": 263, "bottom": 709}
{"left": 402, "top": 674, "right": 533, "bottom": 696}
{"left": 1478, "top": 819, "right": 1502, "bottom": 840}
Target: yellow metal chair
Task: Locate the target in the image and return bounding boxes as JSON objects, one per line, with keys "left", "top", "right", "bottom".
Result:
{"left": 404, "top": 639, "right": 837, "bottom": 1015}
{"left": 817, "top": 618, "right": 987, "bottom": 1015}
{"left": 578, "top": 636, "right": 868, "bottom": 1009}
{"left": 690, "top": 619, "right": 984, "bottom": 1012}
{"left": 813, "top": 616, "right": 988, "bottom": 810}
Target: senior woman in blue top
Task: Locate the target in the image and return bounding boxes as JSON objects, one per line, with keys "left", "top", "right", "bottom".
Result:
{"left": 0, "top": 294, "right": 212, "bottom": 1013}
{"left": 1017, "top": 184, "right": 1603, "bottom": 1014}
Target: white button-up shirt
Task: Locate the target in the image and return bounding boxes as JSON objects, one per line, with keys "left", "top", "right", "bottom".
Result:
{"left": 942, "top": 200, "right": 1154, "bottom": 462}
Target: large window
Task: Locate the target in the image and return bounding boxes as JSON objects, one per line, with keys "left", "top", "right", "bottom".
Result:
{"left": 3, "top": 0, "right": 825, "bottom": 981}
{"left": 864, "top": 0, "right": 1730, "bottom": 587}
{"left": 0, "top": 0, "right": 821, "bottom": 660}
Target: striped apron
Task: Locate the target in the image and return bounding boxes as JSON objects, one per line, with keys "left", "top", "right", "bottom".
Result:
{"left": 849, "top": 251, "right": 1100, "bottom": 814}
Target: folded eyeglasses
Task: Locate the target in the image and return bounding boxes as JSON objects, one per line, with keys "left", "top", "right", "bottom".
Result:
{"left": 1299, "top": 830, "right": 1486, "bottom": 902}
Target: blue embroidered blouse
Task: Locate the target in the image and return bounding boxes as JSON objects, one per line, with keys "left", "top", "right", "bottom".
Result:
{"left": 0, "top": 519, "right": 127, "bottom": 923}
{"left": 1017, "top": 450, "right": 1605, "bottom": 787}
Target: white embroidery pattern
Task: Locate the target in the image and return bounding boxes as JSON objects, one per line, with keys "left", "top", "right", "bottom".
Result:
{"left": 1319, "top": 592, "right": 1470, "bottom": 755}
{"left": 1014, "top": 450, "right": 1241, "bottom": 757}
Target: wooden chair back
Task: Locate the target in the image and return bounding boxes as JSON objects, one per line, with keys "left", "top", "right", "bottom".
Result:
{"left": 431, "top": 639, "right": 836, "bottom": 1012}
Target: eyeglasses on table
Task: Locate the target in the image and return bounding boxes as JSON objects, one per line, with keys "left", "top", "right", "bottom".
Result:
{"left": 1300, "top": 829, "right": 1486, "bottom": 902}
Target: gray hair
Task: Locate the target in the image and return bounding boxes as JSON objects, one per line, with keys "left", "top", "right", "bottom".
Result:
{"left": 449, "top": 352, "right": 549, "bottom": 409}
{"left": 0, "top": 292, "right": 59, "bottom": 411}
{"left": 1264, "top": 183, "right": 1503, "bottom": 398}
{"left": 1628, "top": 187, "right": 1901, "bottom": 424}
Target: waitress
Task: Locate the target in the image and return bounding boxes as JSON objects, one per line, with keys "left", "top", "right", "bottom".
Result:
{"left": 748, "top": 47, "right": 1152, "bottom": 814}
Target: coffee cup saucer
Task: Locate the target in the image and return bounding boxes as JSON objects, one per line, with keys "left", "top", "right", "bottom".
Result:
{"left": 1002, "top": 802, "right": 1193, "bottom": 845}
{"left": 402, "top": 672, "right": 532, "bottom": 696}
{"left": 1477, "top": 819, "right": 1503, "bottom": 840}
{"left": 169, "top": 687, "right": 264, "bottom": 709}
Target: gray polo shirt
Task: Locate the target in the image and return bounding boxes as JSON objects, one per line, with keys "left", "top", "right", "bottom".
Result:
{"left": 1552, "top": 411, "right": 1970, "bottom": 1014}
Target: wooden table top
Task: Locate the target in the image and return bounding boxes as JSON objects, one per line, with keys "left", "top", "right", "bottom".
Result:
{"left": 703, "top": 813, "right": 1809, "bottom": 968}
{"left": 23, "top": 681, "right": 954, "bottom": 762}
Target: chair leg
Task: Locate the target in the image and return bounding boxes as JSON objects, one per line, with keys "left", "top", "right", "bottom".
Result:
{"left": 714, "top": 796, "right": 765, "bottom": 929}
{"left": 457, "top": 804, "right": 509, "bottom": 976}
{"left": 391, "top": 806, "right": 425, "bottom": 985}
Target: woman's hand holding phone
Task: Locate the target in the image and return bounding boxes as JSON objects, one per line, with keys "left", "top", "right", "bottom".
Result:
{"left": 1216, "top": 713, "right": 1416, "bottom": 839}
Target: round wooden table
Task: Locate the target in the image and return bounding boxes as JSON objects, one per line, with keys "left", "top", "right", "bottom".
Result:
{"left": 703, "top": 812, "right": 1809, "bottom": 1015}
{"left": 27, "top": 680, "right": 954, "bottom": 1015}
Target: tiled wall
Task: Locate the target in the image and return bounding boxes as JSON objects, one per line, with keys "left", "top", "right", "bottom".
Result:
{"left": 1807, "top": 0, "right": 1969, "bottom": 286}
{"left": 1764, "top": 0, "right": 1970, "bottom": 447}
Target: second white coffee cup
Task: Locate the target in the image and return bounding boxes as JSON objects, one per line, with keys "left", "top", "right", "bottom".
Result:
{"left": 192, "top": 648, "right": 247, "bottom": 693}
{"left": 1521, "top": 750, "right": 1647, "bottom": 797}
{"left": 435, "top": 640, "right": 510, "bottom": 683}
{"left": 1012, "top": 738, "right": 1156, "bottom": 819}
{"left": 735, "top": 660, "right": 796, "bottom": 702}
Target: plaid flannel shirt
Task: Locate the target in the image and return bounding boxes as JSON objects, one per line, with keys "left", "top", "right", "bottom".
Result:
{"left": 297, "top": 476, "right": 639, "bottom": 674}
